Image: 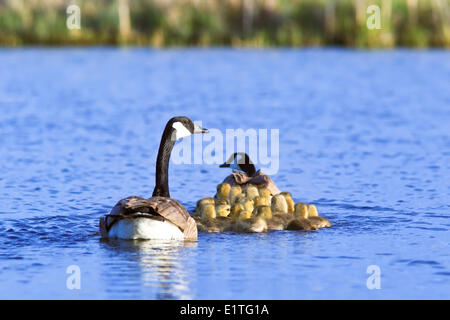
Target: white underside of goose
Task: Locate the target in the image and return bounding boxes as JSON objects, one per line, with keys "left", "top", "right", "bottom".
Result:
{"left": 108, "top": 215, "right": 184, "bottom": 240}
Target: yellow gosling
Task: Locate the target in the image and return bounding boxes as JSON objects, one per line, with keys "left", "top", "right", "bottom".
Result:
{"left": 245, "top": 185, "right": 259, "bottom": 201}
{"left": 240, "top": 198, "right": 254, "bottom": 213}
{"left": 214, "top": 216, "right": 233, "bottom": 232}
{"left": 234, "top": 214, "right": 268, "bottom": 233}
{"left": 196, "top": 197, "right": 215, "bottom": 213}
{"left": 286, "top": 218, "right": 316, "bottom": 231}
{"left": 215, "top": 199, "right": 229, "bottom": 205}
{"left": 253, "top": 206, "right": 284, "bottom": 230}
{"left": 253, "top": 205, "right": 272, "bottom": 219}
{"left": 200, "top": 203, "right": 216, "bottom": 219}
{"left": 258, "top": 187, "right": 272, "bottom": 199}
{"left": 307, "top": 204, "right": 331, "bottom": 228}
{"left": 230, "top": 203, "right": 245, "bottom": 220}
{"left": 194, "top": 215, "right": 219, "bottom": 233}
{"left": 271, "top": 194, "right": 288, "bottom": 214}
{"left": 294, "top": 203, "right": 331, "bottom": 229}
{"left": 280, "top": 192, "right": 295, "bottom": 214}
{"left": 229, "top": 185, "right": 242, "bottom": 204}
{"left": 308, "top": 204, "right": 319, "bottom": 217}
{"left": 294, "top": 203, "right": 309, "bottom": 219}
{"left": 254, "top": 195, "right": 270, "bottom": 207}
{"left": 216, "top": 204, "right": 231, "bottom": 217}
{"left": 272, "top": 213, "right": 295, "bottom": 229}
{"left": 238, "top": 210, "right": 253, "bottom": 220}
{"left": 215, "top": 183, "right": 231, "bottom": 200}
{"left": 233, "top": 193, "right": 247, "bottom": 205}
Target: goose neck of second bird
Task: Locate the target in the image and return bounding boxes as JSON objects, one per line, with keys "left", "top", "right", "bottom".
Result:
{"left": 152, "top": 124, "right": 177, "bottom": 198}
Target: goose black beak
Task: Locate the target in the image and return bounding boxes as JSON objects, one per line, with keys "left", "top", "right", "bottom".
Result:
{"left": 194, "top": 124, "right": 208, "bottom": 134}
{"left": 219, "top": 163, "right": 230, "bottom": 168}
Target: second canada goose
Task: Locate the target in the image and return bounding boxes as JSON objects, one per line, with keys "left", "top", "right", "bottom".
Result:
{"left": 99, "top": 116, "right": 208, "bottom": 240}
{"left": 219, "top": 152, "right": 281, "bottom": 195}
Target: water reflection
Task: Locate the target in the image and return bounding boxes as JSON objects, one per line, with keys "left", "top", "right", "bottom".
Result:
{"left": 101, "top": 239, "right": 197, "bottom": 299}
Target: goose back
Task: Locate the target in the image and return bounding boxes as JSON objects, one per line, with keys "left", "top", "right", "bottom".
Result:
{"left": 100, "top": 196, "right": 197, "bottom": 240}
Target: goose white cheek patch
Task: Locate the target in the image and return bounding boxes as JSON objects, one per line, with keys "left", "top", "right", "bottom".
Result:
{"left": 172, "top": 122, "right": 192, "bottom": 141}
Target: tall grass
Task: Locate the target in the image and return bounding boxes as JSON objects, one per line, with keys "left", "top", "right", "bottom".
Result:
{"left": 0, "top": 0, "right": 449, "bottom": 47}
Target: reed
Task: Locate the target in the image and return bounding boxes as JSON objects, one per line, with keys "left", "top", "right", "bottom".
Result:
{"left": 0, "top": 0, "right": 448, "bottom": 47}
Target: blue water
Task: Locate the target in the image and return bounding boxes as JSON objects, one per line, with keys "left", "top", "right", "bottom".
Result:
{"left": 0, "top": 48, "right": 449, "bottom": 299}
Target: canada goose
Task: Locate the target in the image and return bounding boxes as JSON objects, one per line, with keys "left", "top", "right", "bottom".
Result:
{"left": 233, "top": 210, "right": 267, "bottom": 233}
{"left": 220, "top": 152, "right": 281, "bottom": 195}
{"left": 307, "top": 204, "right": 331, "bottom": 228}
{"left": 99, "top": 116, "right": 208, "bottom": 240}
{"left": 280, "top": 192, "right": 295, "bottom": 214}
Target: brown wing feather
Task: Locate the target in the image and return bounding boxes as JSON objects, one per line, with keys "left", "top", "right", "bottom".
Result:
{"left": 100, "top": 196, "right": 198, "bottom": 240}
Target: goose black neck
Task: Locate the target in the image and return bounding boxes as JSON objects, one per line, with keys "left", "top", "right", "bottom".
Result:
{"left": 152, "top": 124, "right": 176, "bottom": 198}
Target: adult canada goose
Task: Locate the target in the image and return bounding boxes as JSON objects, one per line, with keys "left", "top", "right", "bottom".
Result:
{"left": 99, "top": 116, "right": 208, "bottom": 240}
{"left": 219, "top": 152, "right": 281, "bottom": 195}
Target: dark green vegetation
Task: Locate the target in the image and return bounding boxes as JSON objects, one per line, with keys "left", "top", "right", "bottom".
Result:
{"left": 1, "top": 0, "right": 449, "bottom": 47}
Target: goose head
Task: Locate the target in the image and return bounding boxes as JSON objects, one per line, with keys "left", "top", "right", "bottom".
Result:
{"left": 169, "top": 116, "right": 208, "bottom": 142}
{"left": 220, "top": 152, "right": 256, "bottom": 177}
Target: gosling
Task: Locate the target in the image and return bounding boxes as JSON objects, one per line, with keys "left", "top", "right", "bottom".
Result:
{"left": 287, "top": 203, "right": 316, "bottom": 231}
{"left": 215, "top": 183, "right": 231, "bottom": 201}
{"left": 307, "top": 204, "right": 331, "bottom": 228}
{"left": 280, "top": 192, "right": 295, "bottom": 214}
{"left": 233, "top": 210, "right": 268, "bottom": 233}
{"left": 245, "top": 185, "right": 259, "bottom": 201}
{"left": 253, "top": 205, "right": 284, "bottom": 230}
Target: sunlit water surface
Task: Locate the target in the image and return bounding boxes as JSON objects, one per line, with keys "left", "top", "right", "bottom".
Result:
{"left": 0, "top": 48, "right": 449, "bottom": 299}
